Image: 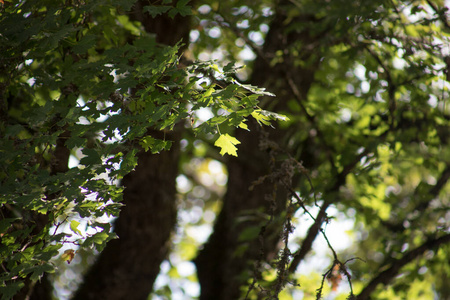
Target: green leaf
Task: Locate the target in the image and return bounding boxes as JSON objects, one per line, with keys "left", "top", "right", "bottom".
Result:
{"left": 0, "top": 218, "right": 18, "bottom": 234}
{"left": 214, "top": 134, "right": 241, "bottom": 157}
{"left": 168, "top": 0, "right": 192, "bottom": 18}
{"left": 4, "top": 124, "right": 25, "bottom": 137}
{"left": 29, "top": 263, "right": 54, "bottom": 281}
{"left": 80, "top": 148, "right": 102, "bottom": 167}
{"left": 72, "top": 34, "right": 97, "bottom": 54}
{"left": 84, "top": 231, "right": 117, "bottom": 252}
{"left": 70, "top": 220, "right": 82, "bottom": 236}
{"left": 151, "top": 105, "right": 170, "bottom": 123}
{"left": 0, "top": 281, "right": 24, "bottom": 300}
{"left": 203, "top": 86, "right": 214, "bottom": 97}
{"left": 143, "top": 5, "right": 171, "bottom": 18}
{"left": 140, "top": 136, "right": 172, "bottom": 153}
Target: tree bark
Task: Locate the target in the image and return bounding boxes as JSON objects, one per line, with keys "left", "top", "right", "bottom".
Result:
{"left": 17, "top": 129, "right": 71, "bottom": 300}
{"left": 72, "top": 134, "right": 181, "bottom": 300}
{"left": 195, "top": 2, "right": 323, "bottom": 299}
{"left": 72, "top": 2, "right": 191, "bottom": 299}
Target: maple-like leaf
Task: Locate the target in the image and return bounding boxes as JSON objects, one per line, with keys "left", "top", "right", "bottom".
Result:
{"left": 214, "top": 133, "right": 241, "bottom": 156}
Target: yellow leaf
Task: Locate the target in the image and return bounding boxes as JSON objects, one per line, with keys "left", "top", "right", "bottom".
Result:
{"left": 214, "top": 133, "right": 241, "bottom": 156}
{"left": 238, "top": 121, "right": 248, "bottom": 130}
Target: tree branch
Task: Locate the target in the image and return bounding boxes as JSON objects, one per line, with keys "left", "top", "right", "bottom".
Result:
{"left": 382, "top": 162, "right": 450, "bottom": 232}
{"left": 356, "top": 233, "right": 450, "bottom": 300}
{"left": 426, "top": 0, "right": 450, "bottom": 30}
{"left": 288, "top": 147, "right": 371, "bottom": 274}
{"left": 429, "top": 163, "right": 450, "bottom": 196}
{"left": 363, "top": 44, "right": 397, "bottom": 129}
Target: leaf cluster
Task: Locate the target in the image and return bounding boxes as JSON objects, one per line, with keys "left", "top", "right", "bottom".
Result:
{"left": 0, "top": 0, "right": 275, "bottom": 296}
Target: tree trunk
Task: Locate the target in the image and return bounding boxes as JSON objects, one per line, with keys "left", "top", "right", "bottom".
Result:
{"left": 72, "top": 2, "right": 191, "bottom": 299}
{"left": 72, "top": 134, "right": 180, "bottom": 300}
{"left": 17, "top": 130, "right": 71, "bottom": 300}
{"left": 195, "top": 2, "right": 323, "bottom": 299}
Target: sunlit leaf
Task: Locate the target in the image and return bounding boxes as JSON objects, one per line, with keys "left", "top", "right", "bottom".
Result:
{"left": 214, "top": 134, "right": 241, "bottom": 156}
{"left": 70, "top": 220, "right": 82, "bottom": 236}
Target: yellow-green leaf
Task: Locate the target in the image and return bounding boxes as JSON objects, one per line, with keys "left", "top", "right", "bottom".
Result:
{"left": 204, "top": 86, "right": 214, "bottom": 97}
{"left": 251, "top": 109, "right": 290, "bottom": 126}
{"left": 70, "top": 220, "right": 82, "bottom": 236}
{"left": 238, "top": 121, "right": 249, "bottom": 130}
{"left": 210, "top": 64, "right": 221, "bottom": 73}
{"left": 251, "top": 109, "right": 272, "bottom": 126}
{"left": 214, "top": 133, "right": 241, "bottom": 156}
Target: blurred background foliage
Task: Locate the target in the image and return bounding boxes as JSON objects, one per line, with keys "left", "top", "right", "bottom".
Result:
{"left": 1, "top": 0, "right": 449, "bottom": 299}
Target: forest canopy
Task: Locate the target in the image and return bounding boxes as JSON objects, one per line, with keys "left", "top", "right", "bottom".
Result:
{"left": 1, "top": 0, "right": 449, "bottom": 299}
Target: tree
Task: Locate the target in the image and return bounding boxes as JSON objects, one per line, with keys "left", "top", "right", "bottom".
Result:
{"left": 1, "top": 0, "right": 449, "bottom": 300}
{"left": 0, "top": 1, "right": 274, "bottom": 298}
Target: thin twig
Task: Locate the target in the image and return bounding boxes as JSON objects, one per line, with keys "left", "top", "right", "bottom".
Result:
{"left": 213, "top": 10, "right": 271, "bottom": 66}
{"left": 52, "top": 216, "right": 68, "bottom": 236}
